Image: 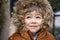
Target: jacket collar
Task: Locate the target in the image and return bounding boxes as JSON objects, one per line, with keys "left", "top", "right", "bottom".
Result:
{"left": 19, "top": 28, "right": 47, "bottom": 40}
{"left": 37, "top": 28, "right": 47, "bottom": 40}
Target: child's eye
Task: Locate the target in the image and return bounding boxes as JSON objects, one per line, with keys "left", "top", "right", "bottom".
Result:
{"left": 26, "top": 16, "right": 31, "bottom": 19}
{"left": 36, "top": 16, "right": 41, "bottom": 19}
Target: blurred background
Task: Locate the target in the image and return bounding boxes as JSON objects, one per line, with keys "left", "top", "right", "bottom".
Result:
{"left": 0, "top": 0, "right": 60, "bottom": 40}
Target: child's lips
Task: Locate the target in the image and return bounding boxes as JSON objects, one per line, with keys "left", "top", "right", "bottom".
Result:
{"left": 29, "top": 25, "right": 37, "bottom": 27}
{"left": 29, "top": 25, "right": 38, "bottom": 29}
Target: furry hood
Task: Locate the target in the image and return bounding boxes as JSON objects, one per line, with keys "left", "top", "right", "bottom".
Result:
{"left": 12, "top": 0, "right": 54, "bottom": 30}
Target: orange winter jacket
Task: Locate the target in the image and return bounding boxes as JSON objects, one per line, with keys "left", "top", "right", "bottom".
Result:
{"left": 8, "top": 29, "right": 56, "bottom": 40}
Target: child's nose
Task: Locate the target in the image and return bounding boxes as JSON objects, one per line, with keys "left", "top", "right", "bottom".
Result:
{"left": 31, "top": 19, "right": 36, "bottom": 24}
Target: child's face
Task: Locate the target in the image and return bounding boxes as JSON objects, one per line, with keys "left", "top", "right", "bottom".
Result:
{"left": 25, "top": 10, "right": 44, "bottom": 33}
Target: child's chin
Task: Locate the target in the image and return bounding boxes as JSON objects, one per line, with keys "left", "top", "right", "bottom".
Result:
{"left": 30, "top": 30, "right": 37, "bottom": 33}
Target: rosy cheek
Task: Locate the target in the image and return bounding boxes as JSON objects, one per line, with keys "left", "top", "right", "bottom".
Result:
{"left": 38, "top": 21, "right": 43, "bottom": 25}
{"left": 25, "top": 20, "right": 29, "bottom": 25}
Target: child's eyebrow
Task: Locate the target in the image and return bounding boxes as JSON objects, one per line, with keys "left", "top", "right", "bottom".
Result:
{"left": 25, "top": 13, "right": 32, "bottom": 15}
{"left": 36, "top": 13, "right": 41, "bottom": 15}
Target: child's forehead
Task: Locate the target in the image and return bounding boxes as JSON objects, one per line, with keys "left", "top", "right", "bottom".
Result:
{"left": 25, "top": 10, "right": 42, "bottom": 15}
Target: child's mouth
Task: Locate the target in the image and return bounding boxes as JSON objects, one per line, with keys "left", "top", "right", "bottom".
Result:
{"left": 29, "top": 25, "right": 37, "bottom": 27}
